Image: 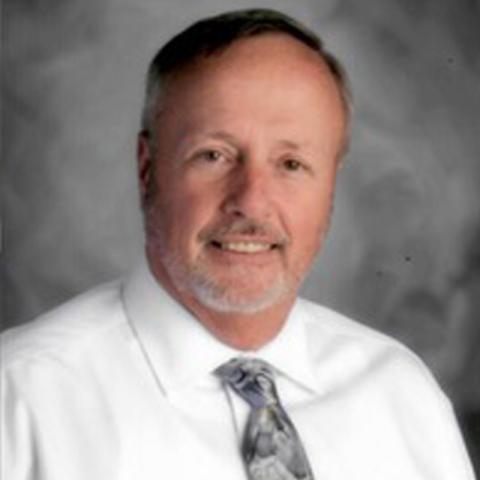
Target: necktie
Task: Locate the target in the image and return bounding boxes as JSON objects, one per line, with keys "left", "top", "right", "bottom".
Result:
{"left": 215, "top": 358, "right": 315, "bottom": 480}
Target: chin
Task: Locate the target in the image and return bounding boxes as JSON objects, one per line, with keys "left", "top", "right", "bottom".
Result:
{"left": 187, "top": 276, "right": 294, "bottom": 314}
{"left": 160, "top": 250, "right": 297, "bottom": 314}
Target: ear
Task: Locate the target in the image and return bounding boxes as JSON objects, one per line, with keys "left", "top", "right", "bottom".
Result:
{"left": 137, "top": 131, "right": 153, "bottom": 207}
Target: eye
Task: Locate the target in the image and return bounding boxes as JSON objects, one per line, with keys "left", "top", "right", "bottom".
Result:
{"left": 282, "top": 158, "right": 303, "bottom": 171}
{"left": 199, "top": 149, "right": 224, "bottom": 162}
{"left": 187, "top": 147, "right": 236, "bottom": 174}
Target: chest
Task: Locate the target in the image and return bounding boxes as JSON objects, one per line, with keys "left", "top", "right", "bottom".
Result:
{"left": 29, "top": 379, "right": 433, "bottom": 480}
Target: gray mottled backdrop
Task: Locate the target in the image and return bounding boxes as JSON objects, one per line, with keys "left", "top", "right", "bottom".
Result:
{"left": 3, "top": 0, "right": 480, "bottom": 469}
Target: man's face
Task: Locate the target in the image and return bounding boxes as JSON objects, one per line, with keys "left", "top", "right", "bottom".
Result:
{"left": 140, "top": 34, "right": 346, "bottom": 314}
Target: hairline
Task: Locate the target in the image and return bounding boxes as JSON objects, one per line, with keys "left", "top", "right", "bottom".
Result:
{"left": 141, "top": 12, "right": 352, "bottom": 158}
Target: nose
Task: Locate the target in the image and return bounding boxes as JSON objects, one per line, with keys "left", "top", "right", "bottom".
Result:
{"left": 221, "top": 163, "right": 273, "bottom": 219}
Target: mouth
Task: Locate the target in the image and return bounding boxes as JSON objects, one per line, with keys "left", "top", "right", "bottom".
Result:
{"left": 209, "top": 240, "right": 280, "bottom": 253}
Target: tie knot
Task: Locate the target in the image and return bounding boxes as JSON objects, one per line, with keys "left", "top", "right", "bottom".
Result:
{"left": 215, "top": 358, "right": 279, "bottom": 409}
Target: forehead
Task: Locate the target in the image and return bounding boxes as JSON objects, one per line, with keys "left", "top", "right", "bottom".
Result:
{"left": 162, "top": 34, "right": 342, "bottom": 106}
{"left": 154, "top": 34, "right": 346, "bottom": 151}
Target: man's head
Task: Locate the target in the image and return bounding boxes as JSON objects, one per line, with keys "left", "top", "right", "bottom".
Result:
{"left": 137, "top": 9, "right": 350, "bottom": 317}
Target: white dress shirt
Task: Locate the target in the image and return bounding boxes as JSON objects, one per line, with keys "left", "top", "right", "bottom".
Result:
{"left": 1, "top": 261, "right": 475, "bottom": 480}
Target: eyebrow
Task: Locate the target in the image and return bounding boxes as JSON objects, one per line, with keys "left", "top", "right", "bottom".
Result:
{"left": 182, "top": 131, "right": 304, "bottom": 151}
{"left": 193, "top": 131, "right": 240, "bottom": 145}
{"left": 211, "top": 132, "right": 303, "bottom": 151}
{"left": 178, "top": 130, "right": 238, "bottom": 150}
{"left": 275, "top": 139, "right": 302, "bottom": 150}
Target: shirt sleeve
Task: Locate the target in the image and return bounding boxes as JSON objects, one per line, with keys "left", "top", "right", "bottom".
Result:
{"left": 387, "top": 347, "right": 477, "bottom": 479}
{"left": 1, "top": 367, "right": 41, "bottom": 480}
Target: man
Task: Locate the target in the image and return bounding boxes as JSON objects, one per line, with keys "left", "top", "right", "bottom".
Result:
{"left": 1, "top": 9, "right": 475, "bottom": 480}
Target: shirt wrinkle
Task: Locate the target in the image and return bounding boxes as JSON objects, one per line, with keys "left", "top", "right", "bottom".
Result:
{"left": 2, "top": 287, "right": 126, "bottom": 371}
{"left": 1, "top": 261, "right": 475, "bottom": 480}
{"left": 122, "top": 261, "right": 321, "bottom": 396}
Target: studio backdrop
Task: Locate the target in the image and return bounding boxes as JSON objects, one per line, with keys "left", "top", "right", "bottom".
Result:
{"left": 3, "top": 0, "right": 479, "bottom": 469}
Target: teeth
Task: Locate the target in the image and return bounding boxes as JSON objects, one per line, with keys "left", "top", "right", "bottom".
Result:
{"left": 219, "top": 242, "right": 272, "bottom": 253}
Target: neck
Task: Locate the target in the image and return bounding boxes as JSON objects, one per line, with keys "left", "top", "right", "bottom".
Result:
{"left": 178, "top": 293, "right": 296, "bottom": 351}
{"left": 146, "top": 254, "right": 296, "bottom": 350}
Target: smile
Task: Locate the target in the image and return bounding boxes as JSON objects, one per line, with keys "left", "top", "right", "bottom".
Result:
{"left": 210, "top": 241, "right": 278, "bottom": 253}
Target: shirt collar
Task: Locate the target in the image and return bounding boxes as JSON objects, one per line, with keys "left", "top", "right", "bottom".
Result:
{"left": 121, "top": 259, "right": 320, "bottom": 395}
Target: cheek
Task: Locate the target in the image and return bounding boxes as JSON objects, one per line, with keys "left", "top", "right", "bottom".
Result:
{"left": 285, "top": 187, "right": 334, "bottom": 249}
{"left": 148, "top": 163, "right": 223, "bottom": 249}
{"left": 162, "top": 183, "right": 222, "bottom": 243}
{"left": 294, "top": 217, "right": 326, "bottom": 252}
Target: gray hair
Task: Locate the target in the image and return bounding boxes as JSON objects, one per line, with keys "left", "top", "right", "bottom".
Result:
{"left": 140, "top": 8, "right": 352, "bottom": 151}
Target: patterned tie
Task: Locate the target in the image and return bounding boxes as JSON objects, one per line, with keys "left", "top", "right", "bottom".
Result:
{"left": 215, "top": 358, "right": 315, "bottom": 480}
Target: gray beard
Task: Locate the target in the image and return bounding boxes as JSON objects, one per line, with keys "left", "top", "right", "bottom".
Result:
{"left": 158, "top": 244, "right": 296, "bottom": 314}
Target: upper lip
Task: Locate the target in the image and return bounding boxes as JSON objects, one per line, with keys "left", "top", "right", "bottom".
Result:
{"left": 199, "top": 218, "right": 289, "bottom": 248}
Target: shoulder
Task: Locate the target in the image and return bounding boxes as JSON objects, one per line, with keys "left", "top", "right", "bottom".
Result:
{"left": 1, "top": 280, "right": 128, "bottom": 373}
{"left": 296, "top": 297, "right": 444, "bottom": 396}
{"left": 297, "top": 299, "right": 475, "bottom": 478}
{"left": 298, "top": 296, "right": 408, "bottom": 348}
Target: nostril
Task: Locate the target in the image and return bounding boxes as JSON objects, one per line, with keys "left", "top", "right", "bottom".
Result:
{"left": 221, "top": 186, "right": 271, "bottom": 219}
{"left": 221, "top": 197, "right": 247, "bottom": 217}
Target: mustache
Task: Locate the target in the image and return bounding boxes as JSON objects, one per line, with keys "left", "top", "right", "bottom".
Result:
{"left": 198, "top": 218, "right": 290, "bottom": 246}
